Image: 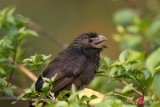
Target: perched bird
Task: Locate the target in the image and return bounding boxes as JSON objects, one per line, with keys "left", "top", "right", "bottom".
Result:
{"left": 35, "top": 32, "right": 108, "bottom": 96}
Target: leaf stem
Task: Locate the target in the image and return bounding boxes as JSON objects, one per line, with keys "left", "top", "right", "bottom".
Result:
{"left": 113, "top": 93, "right": 136, "bottom": 105}
{"left": 0, "top": 97, "right": 58, "bottom": 102}
{"left": 8, "top": 35, "right": 18, "bottom": 83}
{"left": 121, "top": 80, "right": 143, "bottom": 96}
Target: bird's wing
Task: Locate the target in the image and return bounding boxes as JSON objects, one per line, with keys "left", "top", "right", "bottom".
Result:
{"left": 35, "top": 51, "right": 86, "bottom": 92}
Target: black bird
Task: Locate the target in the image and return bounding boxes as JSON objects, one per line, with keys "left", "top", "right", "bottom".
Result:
{"left": 35, "top": 32, "right": 108, "bottom": 96}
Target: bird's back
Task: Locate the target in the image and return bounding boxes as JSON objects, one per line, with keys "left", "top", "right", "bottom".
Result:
{"left": 35, "top": 50, "right": 100, "bottom": 96}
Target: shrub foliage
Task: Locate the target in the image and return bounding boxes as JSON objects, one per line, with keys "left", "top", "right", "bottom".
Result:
{"left": 0, "top": 5, "right": 160, "bottom": 107}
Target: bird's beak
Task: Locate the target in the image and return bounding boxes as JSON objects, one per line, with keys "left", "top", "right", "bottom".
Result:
{"left": 94, "top": 35, "right": 108, "bottom": 48}
{"left": 98, "top": 35, "right": 108, "bottom": 42}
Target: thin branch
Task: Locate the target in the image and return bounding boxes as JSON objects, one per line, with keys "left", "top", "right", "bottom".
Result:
{"left": 121, "top": 80, "right": 143, "bottom": 96}
{"left": 134, "top": 76, "right": 144, "bottom": 88}
{"left": 141, "top": 32, "right": 152, "bottom": 55}
{"left": 9, "top": 57, "right": 37, "bottom": 82}
{"left": 0, "top": 97, "right": 58, "bottom": 103}
{"left": 113, "top": 93, "right": 136, "bottom": 105}
{"left": 17, "top": 64, "right": 37, "bottom": 82}
{"left": 12, "top": 87, "right": 24, "bottom": 95}
{"left": 28, "top": 21, "right": 67, "bottom": 49}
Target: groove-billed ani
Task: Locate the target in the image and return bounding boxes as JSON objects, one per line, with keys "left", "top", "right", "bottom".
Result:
{"left": 35, "top": 32, "right": 108, "bottom": 96}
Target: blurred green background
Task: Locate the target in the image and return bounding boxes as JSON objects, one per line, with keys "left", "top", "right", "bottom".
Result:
{"left": 0, "top": 0, "right": 159, "bottom": 106}
{"left": 0, "top": 0, "right": 155, "bottom": 59}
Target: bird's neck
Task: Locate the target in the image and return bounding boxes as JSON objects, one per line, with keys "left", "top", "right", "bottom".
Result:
{"left": 67, "top": 46, "right": 101, "bottom": 57}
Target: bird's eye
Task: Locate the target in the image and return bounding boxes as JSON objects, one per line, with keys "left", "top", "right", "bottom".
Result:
{"left": 89, "top": 39, "right": 93, "bottom": 42}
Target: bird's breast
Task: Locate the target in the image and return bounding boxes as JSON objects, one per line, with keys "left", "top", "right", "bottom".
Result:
{"left": 81, "top": 55, "right": 100, "bottom": 84}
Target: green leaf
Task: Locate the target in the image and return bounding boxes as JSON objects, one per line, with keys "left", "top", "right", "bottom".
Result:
{"left": 4, "top": 87, "right": 13, "bottom": 96}
{"left": 126, "top": 25, "right": 139, "bottom": 33}
{"left": 81, "top": 95, "right": 91, "bottom": 102}
{"left": 61, "top": 90, "right": 70, "bottom": 96}
{"left": 0, "top": 77, "right": 3, "bottom": 85}
{"left": 151, "top": 101, "right": 160, "bottom": 107}
{"left": 121, "top": 83, "right": 133, "bottom": 93}
{"left": 146, "top": 48, "right": 160, "bottom": 73}
{"left": 33, "top": 54, "right": 51, "bottom": 63}
{"left": 57, "top": 90, "right": 70, "bottom": 100}
{"left": 70, "top": 102, "right": 82, "bottom": 107}
{"left": 71, "top": 84, "right": 77, "bottom": 94}
{"left": 139, "top": 15, "right": 151, "bottom": 33}
{"left": 119, "top": 49, "right": 128, "bottom": 63}
{"left": 154, "top": 66, "right": 160, "bottom": 72}
{"left": 11, "top": 101, "right": 17, "bottom": 104}
{"left": 90, "top": 95, "right": 98, "bottom": 99}
{"left": 127, "top": 49, "right": 144, "bottom": 62}
{"left": 112, "top": 74, "right": 132, "bottom": 80}
{"left": 42, "top": 54, "right": 52, "bottom": 61}
{"left": 23, "top": 58, "right": 33, "bottom": 64}
{"left": 101, "top": 56, "right": 111, "bottom": 64}
{"left": 141, "top": 69, "right": 150, "bottom": 80}
{"left": 0, "top": 77, "right": 7, "bottom": 87}
{"left": 23, "top": 54, "right": 51, "bottom": 72}
{"left": 43, "top": 78, "right": 50, "bottom": 82}
{"left": 125, "top": 63, "right": 131, "bottom": 72}
{"left": 24, "top": 29, "right": 38, "bottom": 37}
{"left": 0, "top": 67, "right": 6, "bottom": 75}
{"left": 34, "top": 54, "right": 43, "bottom": 63}
{"left": 42, "top": 82, "right": 49, "bottom": 89}
{"left": 18, "top": 27, "right": 25, "bottom": 33}
{"left": 152, "top": 74, "right": 160, "bottom": 97}
{"left": 146, "top": 15, "right": 160, "bottom": 37}
{"left": 109, "top": 60, "right": 122, "bottom": 67}
{"left": 19, "top": 27, "right": 38, "bottom": 37}
{"left": 0, "top": 6, "right": 16, "bottom": 26}
{"left": 37, "top": 103, "right": 43, "bottom": 107}
{"left": 110, "top": 66, "right": 118, "bottom": 76}
{"left": 11, "top": 85, "right": 17, "bottom": 89}
{"left": 51, "top": 73, "right": 57, "bottom": 83}
{"left": 55, "top": 101, "right": 69, "bottom": 107}
{"left": 113, "top": 9, "right": 138, "bottom": 25}
{"left": 122, "top": 34, "right": 142, "bottom": 49}
{"left": 3, "top": 37, "right": 12, "bottom": 48}
{"left": 15, "top": 15, "right": 28, "bottom": 24}
{"left": 152, "top": 66, "right": 160, "bottom": 76}
{"left": 32, "top": 101, "right": 43, "bottom": 107}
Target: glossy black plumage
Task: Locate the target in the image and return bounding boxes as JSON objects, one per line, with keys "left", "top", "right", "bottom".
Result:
{"left": 35, "top": 32, "right": 107, "bottom": 96}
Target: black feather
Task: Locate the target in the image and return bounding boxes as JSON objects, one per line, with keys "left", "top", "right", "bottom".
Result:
{"left": 35, "top": 32, "right": 107, "bottom": 96}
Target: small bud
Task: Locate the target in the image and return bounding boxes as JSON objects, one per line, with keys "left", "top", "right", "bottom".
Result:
{"left": 137, "top": 97, "right": 144, "bottom": 107}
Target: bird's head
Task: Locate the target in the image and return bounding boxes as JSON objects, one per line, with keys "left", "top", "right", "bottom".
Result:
{"left": 68, "top": 32, "right": 108, "bottom": 53}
